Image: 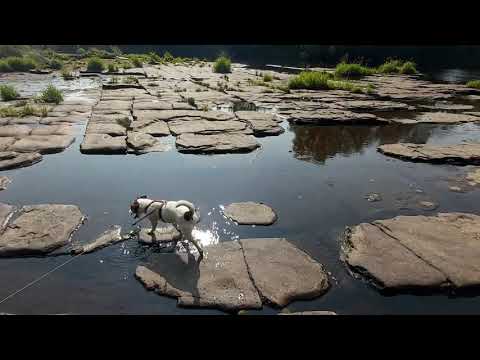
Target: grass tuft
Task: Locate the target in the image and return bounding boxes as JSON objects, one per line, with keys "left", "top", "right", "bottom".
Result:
{"left": 0, "top": 85, "right": 20, "bottom": 101}
{"left": 213, "top": 56, "right": 231, "bottom": 73}
{"left": 39, "top": 85, "right": 63, "bottom": 104}
{"left": 466, "top": 80, "right": 480, "bottom": 89}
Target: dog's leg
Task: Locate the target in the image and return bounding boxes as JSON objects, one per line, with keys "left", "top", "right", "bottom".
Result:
{"left": 148, "top": 218, "right": 158, "bottom": 235}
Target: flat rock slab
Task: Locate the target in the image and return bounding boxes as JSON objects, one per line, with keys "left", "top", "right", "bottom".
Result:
{"left": 0, "top": 151, "right": 42, "bottom": 170}
{"left": 10, "top": 135, "right": 74, "bottom": 154}
{"left": 86, "top": 122, "right": 127, "bottom": 136}
{"left": 138, "top": 227, "right": 182, "bottom": 244}
{"left": 0, "top": 125, "right": 32, "bottom": 137}
{"left": 80, "top": 134, "right": 127, "bottom": 154}
{"left": 135, "top": 240, "right": 262, "bottom": 312}
{"left": 130, "top": 119, "right": 170, "bottom": 136}
{"left": 0, "top": 204, "right": 85, "bottom": 257}
{"left": 39, "top": 116, "right": 88, "bottom": 125}
{"left": 0, "top": 203, "right": 15, "bottom": 230}
{"left": 223, "top": 202, "right": 277, "bottom": 225}
{"left": 403, "top": 112, "right": 480, "bottom": 124}
{"left": 30, "top": 125, "right": 72, "bottom": 136}
{"left": 378, "top": 143, "right": 480, "bottom": 165}
{"left": 287, "top": 110, "right": 382, "bottom": 125}
{"left": 71, "top": 226, "right": 123, "bottom": 254}
{"left": 176, "top": 133, "right": 260, "bottom": 154}
{"left": 94, "top": 100, "right": 132, "bottom": 111}
{"left": 126, "top": 132, "right": 170, "bottom": 154}
{"left": 336, "top": 100, "right": 412, "bottom": 112}
{"left": 133, "top": 101, "right": 173, "bottom": 111}
{"left": 7, "top": 116, "right": 41, "bottom": 125}
{"left": 0, "top": 176, "right": 11, "bottom": 190}
{"left": 168, "top": 119, "right": 249, "bottom": 135}
{"left": 342, "top": 213, "right": 480, "bottom": 290}
{"left": 239, "top": 238, "right": 330, "bottom": 307}
{"left": 0, "top": 137, "right": 16, "bottom": 151}
{"left": 234, "top": 111, "right": 284, "bottom": 136}
{"left": 418, "top": 103, "right": 474, "bottom": 111}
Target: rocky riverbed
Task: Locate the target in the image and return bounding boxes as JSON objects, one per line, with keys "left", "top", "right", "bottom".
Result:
{"left": 1, "top": 62, "right": 480, "bottom": 314}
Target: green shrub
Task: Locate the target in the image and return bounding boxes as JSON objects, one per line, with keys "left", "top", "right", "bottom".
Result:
{"left": 466, "top": 80, "right": 480, "bottom": 89}
{"left": 110, "top": 46, "right": 122, "bottom": 56}
{"left": 122, "top": 61, "right": 132, "bottom": 69}
{"left": 61, "top": 67, "right": 75, "bottom": 80}
{"left": 21, "top": 104, "right": 37, "bottom": 116}
{"left": 263, "top": 73, "right": 273, "bottom": 82}
{"left": 87, "top": 57, "right": 105, "bottom": 72}
{"left": 131, "top": 57, "right": 143, "bottom": 67}
{"left": 288, "top": 71, "right": 333, "bottom": 90}
{"left": 50, "top": 58, "right": 63, "bottom": 70}
{"left": 0, "top": 56, "right": 37, "bottom": 72}
{"left": 335, "top": 62, "right": 374, "bottom": 78}
{"left": 163, "top": 51, "right": 174, "bottom": 62}
{"left": 0, "top": 85, "right": 19, "bottom": 101}
{"left": 107, "top": 63, "right": 118, "bottom": 73}
{"left": 77, "top": 48, "right": 86, "bottom": 55}
{"left": 39, "top": 85, "right": 63, "bottom": 104}
{"left": 377, "top": 59, "right": 404, "bottom": 74}
{"left": 213, "top": 56, "right": 231, "bottom": 73}
{"left": 399, "top": 61, "right": 417, "bottom": 74}
{"left": 124, "top": 76, "right": 137, "bottom": 84}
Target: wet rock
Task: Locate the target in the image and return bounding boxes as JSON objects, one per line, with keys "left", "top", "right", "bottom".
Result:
{"left": 449, "top": 186, "right": 464, "bottom": 193}
{"left": 406, "top": 112, "right": 480, "bottom": 124}
{"left": 137, "top": 227, "right": 181, "bottom": 244}
{"left": 223, "top": 202, "right": 277, "bottom": 225}
{"left": 378, "top": 143, "right": 480, "bottom": 165}
{"left": 0, "top": 151, "right": 42, "bottom": 170}
{"left": 135, "top": 240, "right": 262, "bottom": 312}
{"left": 0, "top": 204, "right": 85, "bottom": 257}
{"left": 0, "top": 203, "right": 15, "bottom": 230}
{"left": 418, "top": 103, "right": 474, "bottom": 111}
{"left": 126, "top": 132, "right": 170, "bottom": 154}
{"left": 10, "top": 135, "right": 75, "bottom": 154}
{"left": 287, "top": 109, "right": 382, "bottom": 125}
{"left": 279, "top": 311, "right": 337, "bottom": 315}
{"left": 85, "top": 122, "right": 127, "bottom": 136}
{"left": 176, "top": 133, "right": 260, "bottom": 154}
{"left": 168, "top": 119, "right": 249, "bottom": 136}
{"left": 342, "top": 213, "right": 480, "bottom": 290}
{"left": 0, "top": 125, "right": 32, "bottom": 137}
{"left": 0, "top": 137, "right": 16, "bottom": 151}
{"left": 239, "top": 238, "right": 330, "bottom": 307}
{"left": 0, "top": 176, "right": 11, "bottom": 190}
{"left": 418, "top": 201, "right": 438, "bottom": 210}
{"left": 71, "top": 226, "right": 123, "bottom": 254}
{"left": 466, "top": 168, "right": 480, "bottom": 185}
{"left": 80, "top": 134, "right": 127, "bottom": 154}
{"left": 30, "top": 125, "right": 72, "bottom": 136}
{"left": 365, "top": 193, "right": 382, "bottom": 202}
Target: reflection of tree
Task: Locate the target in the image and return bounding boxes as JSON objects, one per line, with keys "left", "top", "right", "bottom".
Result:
{"left": 291, "top": 124, "right": 435, "bottom": 164}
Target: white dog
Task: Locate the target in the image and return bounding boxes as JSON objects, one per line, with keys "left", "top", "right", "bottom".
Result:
{"left": 130, "top": 196, "right": 203, "bottom": 258}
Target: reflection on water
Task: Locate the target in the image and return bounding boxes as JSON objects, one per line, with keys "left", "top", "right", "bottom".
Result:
{"left": 291, "top": 124, "right": 436, "bottom": 164}
{"left": 423, "top": 68, "right": 480, "bottom": 84}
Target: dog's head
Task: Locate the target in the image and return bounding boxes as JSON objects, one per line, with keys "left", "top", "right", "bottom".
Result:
{"left": 129, "top": 195, "right": 147, "bottom": 218}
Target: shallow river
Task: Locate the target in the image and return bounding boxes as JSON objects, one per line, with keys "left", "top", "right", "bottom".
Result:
{"left": 1, "top": 69, "right": 480, "bottom": 314}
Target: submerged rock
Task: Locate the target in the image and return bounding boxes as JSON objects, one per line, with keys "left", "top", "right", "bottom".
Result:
{"left": 176, "top": 133, "right": 260, "bottom": 154}
{"left": 135, "top": 241, "right": 262, "bottom": 312}
{"left": 0, "top": 151, "right": 42, "bottom": 171}
{"left": 239, "top": 238, "right": 330, "bottom": 307}
{"left": 378, "top": 143, "right": 480, "bottom": 165}
{"left": 407, "top": 112, "right": 480, "bottom": 124}
{"left": 0, "top": 204, "right": 85, "bottom": 257}
{"left": 0, "top": 176, "right": 11, "bottom": 191}
{"left": 342, "top": 213, "right": 480, "bottom": 290}
{"left": 71, "top": 225, "right": 123, "bottom": 254}
{"left": 223, "top": 202, "right": 277, "bottom": 225}
{"left": 466, "top": 168, "right": 480, "bottom": 185}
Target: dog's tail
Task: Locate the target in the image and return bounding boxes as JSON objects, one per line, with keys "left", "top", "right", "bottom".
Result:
{"left": 176, "top": 200, "right": 198, "bottom": 222}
